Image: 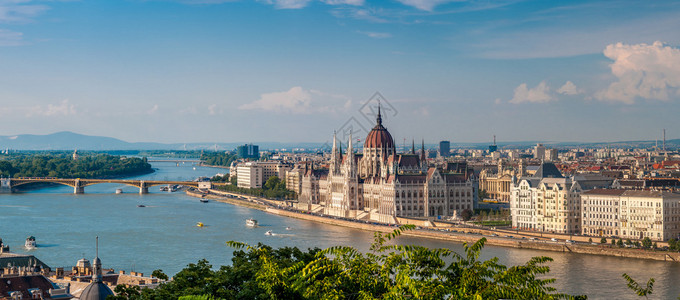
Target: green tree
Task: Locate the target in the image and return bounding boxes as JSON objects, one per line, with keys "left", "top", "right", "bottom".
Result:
{"left": 108, "top": 285, "right": 140, "bottom": 300}
{"left": 151, "top": 269, "right": 168, "bottom": 281}
{"left": 641, "top": 237, "right": 652, "bottom": 249}
{"left": 478, "top": 189, "right": 488, "bottom": 200}
{"left": 460, "top": 209, "right": 473, "bottom": 221}
{"left": 611, "top": 239, "right": 616, "bottom": 246}
{"left": 601, "top": 237, "right": 607, "bottom": 244}
{"left": 622, "top": 273, "right": 654, "bottom": 299}
{"left": 617, "top": 239, "right": 624, "bottom": 247}
{"left": 227, "top": 225, "right": 582, "bottom": 299}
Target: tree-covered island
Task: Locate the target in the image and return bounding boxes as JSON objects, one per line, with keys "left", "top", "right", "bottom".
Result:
{"left": 0, "top": 152, "right": 153, "bottom": 179}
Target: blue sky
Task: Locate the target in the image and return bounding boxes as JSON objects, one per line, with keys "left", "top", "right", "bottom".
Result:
{"left": 0, "top": 0, "right": 679, "bottom": 144}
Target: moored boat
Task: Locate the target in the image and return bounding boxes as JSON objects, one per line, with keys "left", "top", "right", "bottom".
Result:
{"left": 25, "top": 236, "right": 36, "bottom": 249}
{"left": 246, "top": 218, "right": 258, "bottom": 227}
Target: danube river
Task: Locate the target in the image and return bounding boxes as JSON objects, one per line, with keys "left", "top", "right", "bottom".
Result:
{"left": 1, "top": 160, "right": 678, "bottom": 299}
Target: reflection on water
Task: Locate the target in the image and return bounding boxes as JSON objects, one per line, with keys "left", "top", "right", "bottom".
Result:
{"left": 1, "top": 160, "right": 679, "bottom": 298}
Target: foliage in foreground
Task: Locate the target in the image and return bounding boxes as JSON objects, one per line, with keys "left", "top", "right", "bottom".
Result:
{"left": 110, "top": 225, "right": 586, "bottom": 300}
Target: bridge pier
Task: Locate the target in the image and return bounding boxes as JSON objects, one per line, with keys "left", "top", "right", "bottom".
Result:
{"left": 139, "top": 181, "right": 148, "bottom": 194}
{"left": 1, "top": 178, "right": 12, "bottom": 194}
{"left": 74, "top": 179, "right": 84, "bottom": 194}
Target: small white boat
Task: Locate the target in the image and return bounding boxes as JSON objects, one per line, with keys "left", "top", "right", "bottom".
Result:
{"left": 115, "top": 188, "right": 123, "bottom": 194}
{"left": 285, "top": 227, "right": 292, "bottom": 230}
{"left": 25, "top": 236, "right": 36, "bottom": 249}
{"left": 265, "top": 230, "right": 273, "bottom": 236}
{"left": 246, "top": 219, "right": 258, "bottom": 227}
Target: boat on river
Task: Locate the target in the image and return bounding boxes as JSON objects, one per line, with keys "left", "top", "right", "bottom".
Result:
{"left": 265, "top": 230, "right": 273, "bottom": 236}
{"left": 25, "top": 236, "right": 36, "bottom": 249}
{"left": 246, "top": 218, "right": 258, "bottom": 227}
{"left": 196, "top": 222, "right": 204, "bottom": 227}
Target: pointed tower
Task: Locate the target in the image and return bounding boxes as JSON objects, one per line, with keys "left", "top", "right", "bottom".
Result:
{"left": 79, "top": 236, "right": 114, "bottom": 300}
{"left": 346, "top": 133, "right": 356, "bottom": 177}
{"left": 330, "top": 131, "right": 339, "bottom": 174}
{"left": 92, "top": 237, "right": 102, "bottom": 283}
{"left": 411, "top": 139, "right": 415, "bottom": 154}
{"left": 421, "top": 139, "right": 427, "bottom": 171}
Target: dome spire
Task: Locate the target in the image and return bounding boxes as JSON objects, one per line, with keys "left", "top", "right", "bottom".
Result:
{"left": 376, "top": 100, "right": 382, "bottom": 126}
{"left": 92, "top": 236, "right": 102, "bottom": 283}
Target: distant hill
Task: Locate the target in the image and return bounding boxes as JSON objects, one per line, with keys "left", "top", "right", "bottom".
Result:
{"left": 0, "top": 131, "right": 677, "bottom": 151}
{"left": 0, "top": 131, "right": 170, "bottom": 150}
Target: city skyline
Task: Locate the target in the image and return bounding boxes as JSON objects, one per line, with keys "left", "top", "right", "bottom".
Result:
{"left": 0, "top": 0, "right": 679, "bottom": 144}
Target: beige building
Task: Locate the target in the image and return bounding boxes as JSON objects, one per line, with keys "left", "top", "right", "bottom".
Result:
{"left": 582, "top": 189, "right": 680, "bottom": 241}
{"left": 511, "top": 163, "right": 612, "bottom": 234}
{"left": 236, "top": 161, "right": 291, "bottom": 189}
{"left": 285, "top": 166, "right": 303, "bottom": 194}
{"left": 478, "top": 159, "right": 522, "bottom": 202}
{"left": 237, "top": 162, "right": 263, "bottom": 189}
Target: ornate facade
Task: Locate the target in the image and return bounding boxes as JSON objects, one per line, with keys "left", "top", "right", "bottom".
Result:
{"left": 478, "top": 159, "right": 523, "bottom": 202}
{"left": 298, "top": 107, "right": 475, "bottom": 224}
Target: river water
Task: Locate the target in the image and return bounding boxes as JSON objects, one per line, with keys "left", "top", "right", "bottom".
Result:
{"left": 1, "top": 160, "right": 678, "bottom": 299}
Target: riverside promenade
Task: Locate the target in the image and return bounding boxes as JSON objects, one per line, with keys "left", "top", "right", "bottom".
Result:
{"left": 187, "top": 188, "right": 680, "bottom": 263}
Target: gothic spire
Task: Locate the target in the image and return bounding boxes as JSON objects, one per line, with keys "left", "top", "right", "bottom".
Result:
{"left": 376, "top": 102, "right": 382, "bottom": 126}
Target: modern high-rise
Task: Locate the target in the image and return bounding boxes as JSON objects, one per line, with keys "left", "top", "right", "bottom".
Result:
{"left": 236, "top": 144, "right": 260, "bottom": 160}
{"left": 439, "top": 141, "right": 451, "bottom": 157}
{"left": 534, "top": 143, "right": 546, "bottom": 160}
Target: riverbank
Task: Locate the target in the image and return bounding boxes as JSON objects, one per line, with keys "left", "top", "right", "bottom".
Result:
{"left": 187, "top": 188, "right": 680, "bottom": 263}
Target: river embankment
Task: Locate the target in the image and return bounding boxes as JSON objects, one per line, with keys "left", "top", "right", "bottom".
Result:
{"left": 187, "top": 188, "right": 680, "bottom": 263}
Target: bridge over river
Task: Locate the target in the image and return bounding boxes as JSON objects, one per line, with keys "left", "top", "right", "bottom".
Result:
{"left": 0, "top": 177, "right": 225, "bottom": 194}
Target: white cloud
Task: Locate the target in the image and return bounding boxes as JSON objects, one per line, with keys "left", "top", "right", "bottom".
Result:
{"left": 509, "top": 81, "right": 555, "bottom": 104}
{"left": 596, "top": 41, "right": 680, "bottom": 104}
{"left": 557, "top": 81, "right": 582, "bottom": 95}
{"left": 0, "top": 2, "right": 49, "bottom": 23}
{"left": 239, "top": 86, "right": 351, "bottom": 114}
{"left": 322, "top": 0, "right": 364, "bottom": 5}
{"left": 208, "top": 104, "right": 222, "bottom": 115}
{"left": 260, "top": 0, "right": 312, "bottom": 9}
{"left": 0, "top": 29, "right": 22, "bottom": 46}
{"left": 259, "top": 0, "right": 364, "bottom": 9}
{"left": 147, "top": 104, "right": 159, "bottom": 115}
{"left": 357, "top": 31, "right": 391, "bottom": 39}
{"left": 395, "top": 0, "right": 455, "bottom": 11}
{"left": 23, "top": 99, "right": 77, "bottom": 117}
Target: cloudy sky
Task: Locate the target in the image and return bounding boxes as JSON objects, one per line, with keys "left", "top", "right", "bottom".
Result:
{"left": 1, "top": 0, "right": 679, "bottom": 145}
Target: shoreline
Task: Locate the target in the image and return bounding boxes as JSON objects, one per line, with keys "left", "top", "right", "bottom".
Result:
{"left": 187, "top": 188, "right": 680, "bottom": 263}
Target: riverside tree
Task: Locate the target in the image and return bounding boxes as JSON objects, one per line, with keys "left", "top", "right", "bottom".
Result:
{"left": 118, "top": 225, "right": 585, "bottom": 299}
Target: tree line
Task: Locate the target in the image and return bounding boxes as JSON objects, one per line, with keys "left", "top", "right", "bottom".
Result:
{"left": 213, "top": 176, "right": 296, "bottom": 200}
{"left": 0, "top": 153, "right": 152, "bottom": 178}
{"left": 201, "top": 152, "right": 238, "bottom": 167}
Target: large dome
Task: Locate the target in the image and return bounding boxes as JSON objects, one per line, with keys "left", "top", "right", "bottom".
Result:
{"left": 364, "top": 106, "right": 395, "bottom": 149}
{"left": 80, "top": 282, "right": 114, "bottom": 300}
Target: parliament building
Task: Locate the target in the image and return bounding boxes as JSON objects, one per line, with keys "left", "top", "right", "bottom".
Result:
{"left": 297, "top": 107, "right": 475, "bottom": 224}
